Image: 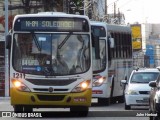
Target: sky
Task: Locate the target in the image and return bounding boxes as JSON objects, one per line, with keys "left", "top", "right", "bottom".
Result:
{"left": 107, "top": 0, "right": 160, "bottom": 24}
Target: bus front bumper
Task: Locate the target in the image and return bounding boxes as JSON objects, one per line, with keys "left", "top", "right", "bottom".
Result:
{"left": 92, "top": 83, "right": 110, "bottom": 98}
{"left": 10, "top": 88, "right": 92, "bottom": 108}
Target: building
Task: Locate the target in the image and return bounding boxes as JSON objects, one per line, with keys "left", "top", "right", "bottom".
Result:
{"left": 144, "top": 23, "right": 160, "bottom": 67}
{"left": 133, "top": 23, "right": 160, "bottom": 68}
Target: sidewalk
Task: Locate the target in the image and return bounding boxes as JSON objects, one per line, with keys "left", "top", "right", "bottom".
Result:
{"left": 0, "top": 97, "right": 13, "bottom": 111}
{"left": 0, "top": 97, "right": 10, "bottom": 100}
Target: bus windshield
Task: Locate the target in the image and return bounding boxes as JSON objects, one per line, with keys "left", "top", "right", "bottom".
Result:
{"left": 92, "top": 39, "right": 106, "bottom": 72}
{"left": 13, "top": 33, "right": 90, "bottom": 76}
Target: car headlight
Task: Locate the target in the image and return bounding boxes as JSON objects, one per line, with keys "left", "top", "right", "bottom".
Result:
{"left": 93, "top": 76, "right": 106, "bottom": 87}
{"left": 12, "top": 79, "right": 31, "bottom": 92}
{"left": 126, "top": 90, "right": 138, "bottom": 95}
{"left": 71, "top": 80, "right": 91, "bottom": 93}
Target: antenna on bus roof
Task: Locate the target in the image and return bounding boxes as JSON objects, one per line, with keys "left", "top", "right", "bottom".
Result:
{"left": 38, "top": 12, "right": 66, "bottom": 15}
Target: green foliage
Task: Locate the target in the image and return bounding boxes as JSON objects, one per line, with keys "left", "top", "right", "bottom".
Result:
{"left": 75, "top": 0, "right": 83, "bottom": 7}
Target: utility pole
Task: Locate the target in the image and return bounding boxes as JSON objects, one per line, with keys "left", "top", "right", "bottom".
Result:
{"left": 5, "top": 0, "right": 9, "bottom": 97}
{"left": 105, "top": 0, "right": 107, "bottom": 15}
{"left": 114, "top": 2, "right": 116, "bottom": 19}
{"left": 118, "top": 8, "right": 120, "bottom": 24}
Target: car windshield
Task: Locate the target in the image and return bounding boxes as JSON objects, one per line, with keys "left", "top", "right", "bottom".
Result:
{"left": 130, "top": 72, "right": 159, "bottom": 83}
{"left": 12, "top": 33, "right": 90, "bottom": 76}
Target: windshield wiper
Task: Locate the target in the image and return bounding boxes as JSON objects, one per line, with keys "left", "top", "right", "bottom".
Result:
{"left": 131, "top": 81, "right": 143, "bottom": 83}
{"left": 31, "top": 32, "right": 41, "bottom": 51}
{"left": 58, "top": 32, "right": 72, "bottom": 49}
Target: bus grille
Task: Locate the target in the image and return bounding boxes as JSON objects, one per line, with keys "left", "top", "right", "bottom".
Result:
{"left": 26, "top": 79, "right": 77, "bottom": 86}
{"left": 37, "top": 94, "right": 65, "bottom": 101}
{"left": 33, "top": 88, "right": 68, "bottom": 92}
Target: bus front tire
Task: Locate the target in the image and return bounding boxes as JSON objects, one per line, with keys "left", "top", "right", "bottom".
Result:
{"left": 118, "top": 95, "right": 125, "bottom": 103}
{"left": 98, "top": 98, "right": 110, "bottom": 106}
{"left": 14, "top": 105, "right": 23, "bottom": 113}
{"left": 125, "top": 103, "right": 131, "bottom": 110}
{"left": 70, "top": 106, "right": 89, "bottom": 117}
{"left": 24, "top": 106, "right": 33, "bottom": 113}
{"left": 14, "top": 105, "right": 33, "bottom": 113}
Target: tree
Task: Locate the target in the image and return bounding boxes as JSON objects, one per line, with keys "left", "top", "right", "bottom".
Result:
{"left": 22, "top": 0, "right": 31, "bottom": 13}
{"left": 42, "top": 0, "right": 63, "bottom": 12}
{"left": 69, "top": 0, "right": 84, "bottom": 14}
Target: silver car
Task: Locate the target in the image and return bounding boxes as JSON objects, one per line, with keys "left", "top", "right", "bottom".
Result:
{"left": 121, "top": 68, "right": 160, "bottom": 110}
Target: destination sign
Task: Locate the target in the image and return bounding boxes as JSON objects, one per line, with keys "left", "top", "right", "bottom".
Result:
{"left": 14, "top": 17, "right": 89, "bottom": 32}
{"left": 22, "top": 21, "right": 79, "bottom": 30}
{"left": 91, "top": 26, "right": 106, "bottom": 37}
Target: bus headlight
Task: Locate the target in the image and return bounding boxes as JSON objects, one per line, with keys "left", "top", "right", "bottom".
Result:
{"left": 71, "top": 80, "right": 91, "bottom": 93}
{"left": 93, "top": 76, "right": 106, "bottom": 87}
{"left": 12, "top": 79, "right": 31, "bottom": 92}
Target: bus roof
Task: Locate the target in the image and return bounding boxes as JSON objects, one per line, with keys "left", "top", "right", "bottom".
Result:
{"left": 107, "top": 24, "right": 131, "bottom": 33}
{"left": 90, "top": 21, "right": 131, "bottom": 33}
{"left": 13, "top": 12, "right": 91, "bottom": 32}
{"left": 90, "top": 21, "right": 106, "bottom": 27}
{"left": 13, "top": 12, "right": 90, "bottom": 20}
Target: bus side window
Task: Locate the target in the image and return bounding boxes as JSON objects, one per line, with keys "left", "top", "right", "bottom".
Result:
{"left": 128, "top": 34, "right": 132, "bottom": 58}
{"left": 107, "top": 38, "right": 111, "bottom": 61}
{"left": 92, "top": 33, "right": 100, "bottom": 59}
{"left": 122, "top": 33, "right": 125, "bottom": 58}
{"left": 110, "top": 32, "right": 115, "bottom": 58}
{"left": 107, "top": 36, "right": 115, "bottom": 61}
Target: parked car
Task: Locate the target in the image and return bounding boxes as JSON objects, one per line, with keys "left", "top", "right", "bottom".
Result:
{"left": 149, "top": 74, "right": 160, "bottom": 120}
{"left": 121, "top": 68, "right": 160, "bottom": 110}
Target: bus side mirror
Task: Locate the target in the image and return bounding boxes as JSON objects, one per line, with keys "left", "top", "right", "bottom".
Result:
{"left": 109, "top": 38, "right": 114, "bottom": 48}
{"left": 6, "top": 34, "right": 11, "bottom": 49}
{"left": 149, "top": 81, "right": 157, "bottom": 88}
{"left": 92, "top": 35, "right": 100, "bottom": 59}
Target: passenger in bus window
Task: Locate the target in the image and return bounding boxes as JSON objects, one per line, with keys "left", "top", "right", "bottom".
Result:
{"left": 51, "top": 35, "right": 69, "bottom": 74}
{"left": 56, "top": 51, "right": 69, "bottom": 74}
{"left": 76, "top": 35, "right": 89, "bottom": 72}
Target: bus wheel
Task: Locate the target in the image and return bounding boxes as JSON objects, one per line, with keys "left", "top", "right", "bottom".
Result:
{"left": 125, "top": 103, "right": 131, "bottom": 110}
{"left": 70, "top": 106, "right": 89, "bottom": 117}
{"left": 98, "top": 98, "right": 110, "bottom": 106}
{"left": 14, "top": 105, "right": 23, "bottom": 113}
{"left": 24, "top": 106, "right": 33, "bottom": 113}
{"left": 118, "top": 95, "right": 125, "bottom": 103}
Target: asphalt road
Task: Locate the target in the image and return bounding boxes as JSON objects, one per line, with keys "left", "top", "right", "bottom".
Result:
{"left": 0, "top": 97, "right": 151, "bottom": 120}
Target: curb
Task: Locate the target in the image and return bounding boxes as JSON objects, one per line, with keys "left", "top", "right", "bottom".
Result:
{"left": 0, "top": 97, "right": 10, "bottom": 100}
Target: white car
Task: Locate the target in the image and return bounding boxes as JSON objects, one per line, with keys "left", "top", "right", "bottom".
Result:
{"left": 121, "top": 68, "right": 160, "bottom": 110}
